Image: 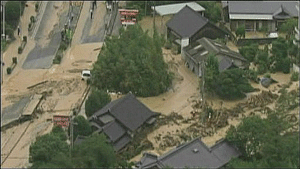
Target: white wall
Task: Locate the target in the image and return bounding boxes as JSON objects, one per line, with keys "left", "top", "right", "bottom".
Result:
{"left": 181, "top": 38, "right": 189, "bottom": 55}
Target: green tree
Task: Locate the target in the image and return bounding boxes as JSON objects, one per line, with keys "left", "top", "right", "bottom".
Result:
{"left": 51, "top": 125, "right": 67, "bottom": 141}
{"left": 214, "top": 68, "right": 254, "bottom": 100}
{"left": 91, "top": 24, "right": 173, "bottom": 97}
{"left": 5, "top": 1, "right": 26, "bottom": 29}
{"left": 85, "top": 88, "right": 111, "bottom": 117}
{"left": 281, "top": 57, "right": 291, "bottom": 74}
{"left": 226, "top": 107, "right": 299, "bottom": 168}
{"left": 279, "top": 18, "right": 298, "bottom": 39}
{"left": 235, "top": 25, "right": 245, "bottom": 39}
{"left": 30, "top": 152, "right": 73, "bottom": 168}
{"left": 69, "top": 115, "right": 92, "bottom": 141}
{"left": 271, "top": 37, "right": 289, "bottom": 72}
{"left": 72, "top": 133, "right": 117, "bottom": 168}
{"left": 238, "top": 42, "right": 259, "bottom": 62}
{"left": 197, "top": 1, "right": 222, "bottom": 23}
{"left": 203, "top": 54, "right": 219, "bottom": 93}
{"left": 29, "top": 133, "right": 70, "bottom": 164}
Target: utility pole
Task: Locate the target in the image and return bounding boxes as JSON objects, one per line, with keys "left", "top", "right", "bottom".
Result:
{"left": 201, "top": 61, "right": 206, "bottom": 123}
{"left": 1, "top": 2, "right": 5, "bottom": 85}
{"left": 69, "top": 110, "right": 77, "bottom": 158}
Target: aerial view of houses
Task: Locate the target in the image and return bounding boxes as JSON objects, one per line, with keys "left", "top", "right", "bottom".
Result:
{"left": 1, "top": 1, "right": 299, "bottom": 168}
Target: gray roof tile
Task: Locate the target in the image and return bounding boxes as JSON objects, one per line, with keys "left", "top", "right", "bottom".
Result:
{"left": 113, "top": 134, "right": 131, "bottom": 152}
{"left": 166, "top": 5, "right": 209, "bottom": 38}
{"left": 103, "top": 120, "right": 126, "bottom": 142}
{"left": 139, "top": 138, "right": 241, "bottom": 169}
{"left": 90, "top": 93, "right": 158, "bottom": 131}
{"left": 228, "top": 1, "right": 298, "bottom": 17}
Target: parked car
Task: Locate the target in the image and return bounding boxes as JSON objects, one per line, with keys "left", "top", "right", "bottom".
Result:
{"left": 81, "top": 70, "right": 91, "bottom": 80}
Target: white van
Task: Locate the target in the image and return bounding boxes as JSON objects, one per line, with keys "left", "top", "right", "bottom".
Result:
{"left": 81, "top": 70, "right": 91, "bottom": 80}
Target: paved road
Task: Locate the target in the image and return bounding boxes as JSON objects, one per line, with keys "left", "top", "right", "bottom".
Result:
{"left": 1, "top": 96, "right": 31, "bottom": 127}
{"left": 22, "top": 2, "right": 81, "bottom": 69}
{"left": 80, "top": 2, "right": 121, "bottom": 44}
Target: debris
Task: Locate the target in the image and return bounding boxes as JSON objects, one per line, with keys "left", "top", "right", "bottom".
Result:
{"left": 27, "top": 80, "right": 49, "bottom": 89}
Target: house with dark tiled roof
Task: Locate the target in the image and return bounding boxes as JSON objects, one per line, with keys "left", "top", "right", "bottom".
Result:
{"left": 136, "top": 138, "right": 241, "bottom": 169}
{"left": 224, "top": 1, "right": 299, "bottom": 32}
{"left": 166, "top": 5, "right": 229, "bottom": 51}
{"left": 182, "top": 37, "right": 248, "bottom": 77}
{"left": 88, "top": 93, "right": 159, "bottom": 152}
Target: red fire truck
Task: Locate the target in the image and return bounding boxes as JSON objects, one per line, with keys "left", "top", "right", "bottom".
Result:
{"left": 119, "top": 9, "right": 139, "bottom": 26}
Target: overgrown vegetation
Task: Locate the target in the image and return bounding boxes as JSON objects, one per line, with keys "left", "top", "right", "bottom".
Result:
{"left": 226, "top": 88, "right": 299, "bottom": 168}
{"left": 85, "top": 88, "right": 111, "bottom": 118}
{"left": 271, "top": 37, "right": 290, "bottom": 73}
{"left": 239, "top": 37, "right": 294, "bottom": 75}
{"left": 238, "top": 42, "right": 258, "bottom": 62}
{"left": 53, "top": 41, "right": 68, "bottom": 64}
{"left": 235, "top": 25, "right": 245, "bottom": 39}
{"left": 203, "top": 54, "right": 254, "bottom": 100}
{"left": 279, "top": 18, "right": 298, "bottom": 40}
{"left": 91, "top": 25, "right": 173, "bottom": 97}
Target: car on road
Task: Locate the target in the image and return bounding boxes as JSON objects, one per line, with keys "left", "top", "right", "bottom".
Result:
{"left": 81, "top": 70, "right": 91, "bottom": 80}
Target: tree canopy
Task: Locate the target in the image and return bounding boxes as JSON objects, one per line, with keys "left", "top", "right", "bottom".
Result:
{"left": 235, "top": 25, "right": 246, "bottom": 39}
{"left": 29, "top": 128, "right": 123, "bottom": 168}
{"left": 69, "top": 115, "right": 93, "bottom": 141}
{"left": 271, "top": 37, "right": 290, "bottom": 73}
{"left": 203, "top": 56, "right": 254, "bottom": 100}
{"left": 238, "top": 42, "right": 259, "bottom": 62}
{"left": 197, "top": 1, "right": 222, "bottom": 23}
{"left": 72, "top": 133, "right": 117, "bottom": 168}
{"left": 91, "top": 24, "right": 173, "bottom": 97}
{"left": 2, "top": 1, "right": 25, "bottom": 40}
{"left": 29, "top": 133, "right": 70, "bottom": 166}
{"left": 85, "top": 88, "right": 111, "bottom": 117}
{"left": 279, "top": 18, "right": 298, "bottom": 39}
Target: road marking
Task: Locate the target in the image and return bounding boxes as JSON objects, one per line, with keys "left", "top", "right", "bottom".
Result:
{"left": 32, "top": 1, "right": 48, "bottom": 39}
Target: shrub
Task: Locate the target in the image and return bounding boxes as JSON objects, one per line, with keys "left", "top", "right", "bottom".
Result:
{"left": 257, "top": 64, "right": 268, "bottom": 75}
{"left": 244, "top": 69, "right": 259, "bottom": 83}
{"left": 35, "top": 3, "right": 39, "bottom": 12}
{"left": 164, "top": 40, "right": 172, "bottom": 49}
{"left": 23, "top": 36, "right": 27, "bottom": 42}
{"left": 18, "top": 46, "right": 23, "bottom": 54}
{"left": 12, "top": 57, "right": 17, "bottom": 64}
{"left": 59, "top": 41, "right": 68, "bottom": 51}
{"left": 30, "top": 16, "right": 35, "bottom": 23}
{"left": 7, "top": 67, "right": 12, "bottom": 74}
{"left": 290, "top": 72, "right": 299, "bottom": 81}
{"left": 235, "top": 25, "right": 245, "bottom": 39}
{"left": 264, "top": 73, "right": 271, "bottom": 78}
{"left": 53, "top": 54, "right": 62, "bottom": 64}
{"left": 28, "top": 23, "right": 32, "bottom": 30}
